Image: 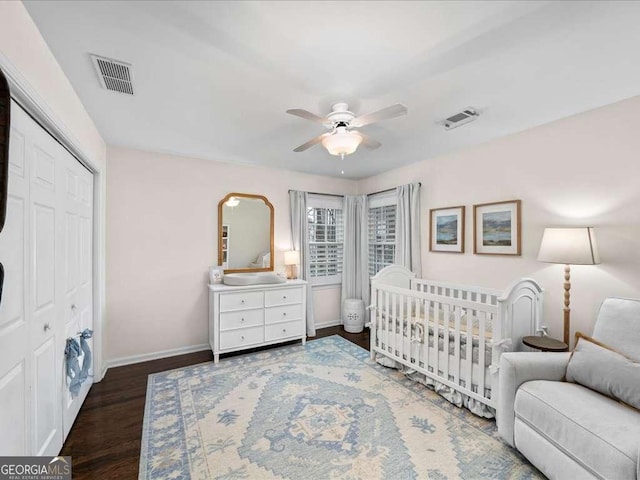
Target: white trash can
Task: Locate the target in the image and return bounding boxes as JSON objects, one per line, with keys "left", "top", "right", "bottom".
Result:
{"left": 342, "top": 298, "right": 365, "bottom": 333}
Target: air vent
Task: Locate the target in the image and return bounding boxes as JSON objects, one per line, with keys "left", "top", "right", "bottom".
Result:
{"left": 90, "top": 54, "right": 134, "bottom": 95}
{"left": 442, "top": 107, "right": 478, "bottom": 130}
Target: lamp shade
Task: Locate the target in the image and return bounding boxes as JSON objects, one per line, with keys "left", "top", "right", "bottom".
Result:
{"left": 284, "top": 250, "right": 300, "bottom": 266}
{"left": 537, "top": 227, "right": 600, "bottom": 265}
{"left": 321, "top": 127, "right": 362, "bottom": 156}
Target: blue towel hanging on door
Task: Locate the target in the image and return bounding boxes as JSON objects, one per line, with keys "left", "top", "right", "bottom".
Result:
{"left": 65, "top": 328, "right": 93, "bottom": 397}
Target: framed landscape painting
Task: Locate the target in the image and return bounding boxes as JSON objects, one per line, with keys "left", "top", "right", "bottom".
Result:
{"left": 473, "top": 199, "right": 521, "bottom": 255}
{"left": 430, "top": 206, "right": 465, "bottom": 253}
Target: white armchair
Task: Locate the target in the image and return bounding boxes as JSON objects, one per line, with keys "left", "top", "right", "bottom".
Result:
{"left": 498, "top": 297, "right": 640, "bottom": 480}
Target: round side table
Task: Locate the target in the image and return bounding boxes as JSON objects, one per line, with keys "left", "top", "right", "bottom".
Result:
{"left": 522, "top": 335, "right": 568, "bottom": 352}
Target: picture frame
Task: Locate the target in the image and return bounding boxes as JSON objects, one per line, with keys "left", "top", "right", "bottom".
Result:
{"left": 209, "top": 266, "right": 224, "bottom": 284}
{"left": 429, "top": 206, "right": 465, "bottom": 253}
{"left": 473, "top": 199, "right": 521, "bottom": 255}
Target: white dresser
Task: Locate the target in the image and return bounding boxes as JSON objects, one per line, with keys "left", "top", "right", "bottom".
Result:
{"left": 208, "top": 280, "right": 307, "bottom": 362}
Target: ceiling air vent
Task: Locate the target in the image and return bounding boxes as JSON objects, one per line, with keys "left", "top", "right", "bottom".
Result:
{"left": 90, "top": 54, "right": 134, "bottom": 95}
{"left": 442, "top": 107, "right": 478, "bottom": 130}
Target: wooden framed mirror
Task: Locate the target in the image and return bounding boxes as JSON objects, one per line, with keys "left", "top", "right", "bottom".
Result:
{"left": 218, "top": 193, "right": 274, "bottom": 273}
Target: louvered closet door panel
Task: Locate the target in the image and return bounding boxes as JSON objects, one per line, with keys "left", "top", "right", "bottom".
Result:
{"left": 0, "top": 103, "right": 31, "bottom": 455}
{"left": 29, "top": 114, "right": 63, "bottom": 457}
{"left": 61, "top": 141, "right": 93, "bottom": 438}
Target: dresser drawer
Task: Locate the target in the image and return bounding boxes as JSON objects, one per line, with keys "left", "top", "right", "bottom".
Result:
{"left": 265, "top": 320, "right": 303, "bottom": 342}
{"left": 220, "top": 309, "right": 263, "bottom": 331}
{"left": 265, "top": 304, "right": 302, "bottom": 324}
{"left": 219, "top": 326, "right": 264, "bottom": 350}
{"left": 220, "top": 291, "right": 263, "bottom": 312}
{"left": 265, "top": 288, "right": 302, "bottom": 307}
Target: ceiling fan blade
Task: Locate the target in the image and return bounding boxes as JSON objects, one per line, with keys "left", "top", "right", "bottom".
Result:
{"left": 351, "top": 103, "right": 407, "bottom": 127}
{"left": 359, "top": 132, "right": 381, "bottom": 150}
{"left": 293, "top": 132, "right": 331, "bottom": 152}
{"left": 286, "top": 108, "right": 327, "bottom": 124}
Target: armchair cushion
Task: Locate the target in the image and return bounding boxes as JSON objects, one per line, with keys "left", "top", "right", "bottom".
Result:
{"left": 497, "top": 351, "right": 571, "bottom": 447}
{"left": 566, "top": 333, "right": 640, "bottom": 410}
{"left": 515, "top": 380, "right": 640, "bottom": 480}
{"left": 592, "top": 297, "right": 640, "bottom": 362}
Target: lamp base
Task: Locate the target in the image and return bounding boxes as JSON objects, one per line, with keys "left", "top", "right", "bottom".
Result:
{"left": 286, "top": 265, "right": 298, "bottom": 280}
{"left": 563, "top": 264, "right": 571, "bottom": 346}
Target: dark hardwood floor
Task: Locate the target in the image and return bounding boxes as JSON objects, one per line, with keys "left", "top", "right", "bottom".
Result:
{"left": 62, "top": 326, "right": 369, "bottom": 479}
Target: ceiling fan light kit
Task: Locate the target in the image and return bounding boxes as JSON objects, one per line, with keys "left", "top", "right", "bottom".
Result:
{"left": 321, "top": 126, "right": 362, "bottom": 159}
{"left": 287, "top": 102, "right": 407, "bottom": 162}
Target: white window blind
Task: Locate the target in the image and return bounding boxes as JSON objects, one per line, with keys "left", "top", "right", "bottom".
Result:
{"left": 307, "top": 195, "right": 344, "bottom": 284}
{"left": 368, "top": 192, "right": 396, "bottom": 276}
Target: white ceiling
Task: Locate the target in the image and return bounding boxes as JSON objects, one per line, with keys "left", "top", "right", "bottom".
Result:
{"left": 23, "top": 1, "right": 640, "bottom": 179}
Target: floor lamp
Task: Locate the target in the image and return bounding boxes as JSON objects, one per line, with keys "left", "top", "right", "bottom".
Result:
{"left": 537, "top": 227, "right": 600, "bottom": 345}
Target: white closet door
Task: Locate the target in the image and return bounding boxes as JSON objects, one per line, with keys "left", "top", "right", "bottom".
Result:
{"left": 61, "top": 140, "right": 93, "bottom": 438}
{"left": 0, "top": 102, "right": 31, "bottom": 455}
{"left": 0, "top": 101, "right": 94, "bottom": 456}
{"left": 29, "top": 109, "right": 64, "bottom": 457}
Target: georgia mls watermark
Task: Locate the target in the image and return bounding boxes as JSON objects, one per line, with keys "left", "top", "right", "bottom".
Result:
{"left": 0, "top": 457, "right": 71, "bottom": 480}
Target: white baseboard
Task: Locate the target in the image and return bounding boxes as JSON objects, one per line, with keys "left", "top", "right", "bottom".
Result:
{"left": 102, "top": 343, "right": 210, "bottom": 375}
{"left": 315, "top": 319, "right": 342, "bottom": 329}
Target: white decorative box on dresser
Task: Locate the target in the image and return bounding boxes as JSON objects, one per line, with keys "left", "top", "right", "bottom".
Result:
{"left": 208, "top": 280, "right": 307, "bottom": 362}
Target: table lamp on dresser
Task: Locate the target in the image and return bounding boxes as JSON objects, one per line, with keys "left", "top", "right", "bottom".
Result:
{"left": 537, "top": 227, "right": 600, "bottom": 346}
{"left": 284, "top": 250, "right": 300, "bottom": 280}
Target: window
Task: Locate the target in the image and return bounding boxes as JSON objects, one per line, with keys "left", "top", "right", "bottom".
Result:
{"left": 368, "top": 192, "right": 396, "bottom": 276}
{"left": 307, "top": 195, "right": 344, "bottom": 285}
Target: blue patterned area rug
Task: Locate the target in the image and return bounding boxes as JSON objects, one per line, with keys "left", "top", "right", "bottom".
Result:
{"left": 139, "top": 336, "right": 541, "bottom": 480}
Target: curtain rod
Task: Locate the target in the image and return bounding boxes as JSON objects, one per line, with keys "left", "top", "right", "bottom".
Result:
{"left": 288, "top": 182, "right": 421, "bottom": 198}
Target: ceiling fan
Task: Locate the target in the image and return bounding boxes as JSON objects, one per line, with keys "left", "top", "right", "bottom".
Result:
{"left": 286, "top": 102, "right": 407, "bottom": 159}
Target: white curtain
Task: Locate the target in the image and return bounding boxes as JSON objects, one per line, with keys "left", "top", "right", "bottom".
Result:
{"left": 341, "top": 195, "right": 370, "bottom": 307}
{"left": 289, "top": 190, "right": 315, "bottom": 336}
{"left": 395, "top": 183, "right": 422, "bottom": 276}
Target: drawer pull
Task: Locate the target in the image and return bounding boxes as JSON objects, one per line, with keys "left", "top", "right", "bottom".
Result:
{"left": 44, "top": 323, "right": 51, "bottom": 332}
{"left": 283, "top": 295, "right": 287, "bottom": 299}
{"left": 282, "top": 328, "right": 287, "bottom": 333}
{"left": 283, "top": 312, "right": 287, "bottom": 317}
{"left": 241, "top": 318, "right": 245, "bottom": 322}
{"left": 241, "top": 335, "right": 245, "bottom": 340}
{"left": 241, "top": 300, "right": 245, "bottom": 304}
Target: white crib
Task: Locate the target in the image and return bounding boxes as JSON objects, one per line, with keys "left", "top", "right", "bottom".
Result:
{"left": 369, "top": 265, "right": 544, "bottom": 412}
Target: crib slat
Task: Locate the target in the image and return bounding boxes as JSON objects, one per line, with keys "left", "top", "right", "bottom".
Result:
{"left": 422, "top": 299, "right": 429, "bottom": 371}
{"left": 465, "top": 309, "right": 473, "bottom": 393}
{"left": 406, "top": 295, "right": 412, "bottom": 364}
{"left": 384, "top": 290, "right": 390, "bottom": 355}
{"left": 399, "top": 293, "right": 405, "bottom": 361}
{"left": 453, "top": 306, "right": 461, "bottom": 385}
{"left": 391, "top": 292, "right": 396, "bottom": 356}
{"left": 478, "top": 311, "right": 486, "bottom": 396}
{"left": 443, "top": 303, "right": 450, "bottom": 381}
{"left": 376, "top": 287, "right": 382, "bottom": 352}
{"left": 433, "top": 301, "right": 440, "bottom": 377}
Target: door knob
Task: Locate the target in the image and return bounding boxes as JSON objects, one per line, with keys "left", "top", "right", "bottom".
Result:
{"left": 44, "top": 323, "right": 51, "bottom": 332}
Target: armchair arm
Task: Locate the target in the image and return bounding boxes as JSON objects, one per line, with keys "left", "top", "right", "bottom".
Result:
{"left": 497, "top": 352, "right": 571, "bottom": 447}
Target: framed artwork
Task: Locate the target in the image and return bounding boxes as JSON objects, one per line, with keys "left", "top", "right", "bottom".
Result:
{"left": 429, "top": 206, "right": 465, "bottom": 253}
{"left": 473, "top": 199, "right": 521, "bottom": 255}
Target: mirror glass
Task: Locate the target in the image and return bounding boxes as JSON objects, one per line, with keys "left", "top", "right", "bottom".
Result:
{"left": 218, "top": 193, "right": 274, "bottom": 273}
